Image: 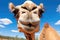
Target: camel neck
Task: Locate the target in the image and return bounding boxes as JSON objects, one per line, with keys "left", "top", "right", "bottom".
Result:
{"left": 24, "top": 33, "right": 35, "bottom": 40}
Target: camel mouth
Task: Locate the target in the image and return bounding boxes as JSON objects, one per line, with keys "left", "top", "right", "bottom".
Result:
{"left": 19, "top": 23, "right": 37, "bottom": 31}
{"left": 27, "top": 23, "right": 32, "bottom": 27}
{"left": 21, "top": 22, "right": 38, "bottom": 27}
{"left": 19, "top": 20, "right": 39, "bottom": 31}
{"left": 22, "top": 23, "right": 38, "bottom": 31}
{"left": 19, "top": 20, "right": 40, "bottom": 26}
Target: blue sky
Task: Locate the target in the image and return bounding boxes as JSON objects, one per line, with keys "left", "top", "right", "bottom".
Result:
{"left": 0, "top": 0, "right": 60, "bottom": 38}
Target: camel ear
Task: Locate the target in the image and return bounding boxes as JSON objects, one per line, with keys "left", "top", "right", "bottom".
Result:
{"left": 39, "top": 3, "right": 44, "bottom": 9}
{"left": 38, "top": 3, "right": 44, "bottom": 17}
{"left": 39, "top": 3, "right": 44, "bottom": 12}
{"left": 9, "top": 2, "right": 15, "bottom": 12}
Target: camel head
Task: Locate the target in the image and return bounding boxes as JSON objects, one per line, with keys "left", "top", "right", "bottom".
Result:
{"left": 39, "top": 23, "right": 60, "bottom": 40}
{"left": 9, "top": 1, "right": 44, "bottom": 33}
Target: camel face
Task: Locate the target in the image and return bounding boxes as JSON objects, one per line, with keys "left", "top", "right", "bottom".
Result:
{"left": 9, "top": 1, "right": 44, "bottom": 32}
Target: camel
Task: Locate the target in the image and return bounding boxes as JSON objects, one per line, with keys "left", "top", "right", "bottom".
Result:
{"left": 38, "top": 23, "right": 60, "bottom": 40}
{"left": 9, "top": 1, "right": 44, "bottom": 40}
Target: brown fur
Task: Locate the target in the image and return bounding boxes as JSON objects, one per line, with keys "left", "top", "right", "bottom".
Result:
{"left": 39, "top": 23, "right": 60, "bottom": 40}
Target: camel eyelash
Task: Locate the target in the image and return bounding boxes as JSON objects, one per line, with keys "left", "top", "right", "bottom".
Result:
{"left": 32, "top": 7, "right": 37, "bottom": 10}
{"left": 21, "top": 6, "right": 37, "bottom": 11}
{"left": 21, "top": 7, "right": 28, "bottom": 10}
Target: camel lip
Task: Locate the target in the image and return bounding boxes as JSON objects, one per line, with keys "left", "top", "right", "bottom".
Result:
{"left": 19, "top": 20, "right": 39, "bottom": 27}
{"left": 22, "top": 23, "right": 33, "bottom": 27}
{"left": 21, "top": 23, "right": 38, "bottom": 27}
{"left": 18, "top": 22, "right": 39, "bottom": 31}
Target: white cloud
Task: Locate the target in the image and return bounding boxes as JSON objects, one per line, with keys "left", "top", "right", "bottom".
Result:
{"left": 56, "top": 4, "right": 60, "bottom": 13}
{"left": 11, "top": 30, "right": 19, "bottom": 33}
{"left": 35, "top": 33, "right": 40, "bottom": 36}
{"left": 0, "top": 18, "right": 12, "bottom": 25}
{"left": 55, "top": 20, "right": 60, "bottom": 25}
{"left": 57, "top": 31, "right": 60, "bottom": 35}
{"left": 0, "top": 25, "right": 5, "bottom": 28}
{"left": 35, "top": 32, "right": 40, "bottom": 36}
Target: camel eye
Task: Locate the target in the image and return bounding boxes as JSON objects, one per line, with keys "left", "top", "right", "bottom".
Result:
{"left": 22, "top": 11, "right": 26, "bottom": 14}
{"left": 34, "top": 11, "right": 37, "bottom": 14}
